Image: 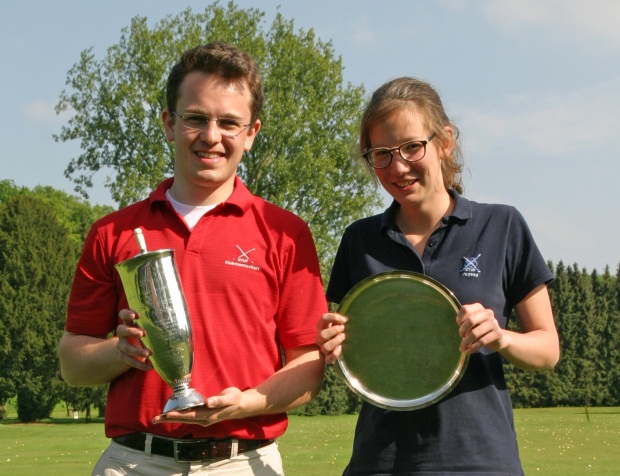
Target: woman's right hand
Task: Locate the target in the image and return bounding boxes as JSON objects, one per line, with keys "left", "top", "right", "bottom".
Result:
{"left": 315, "top": 312, "right": 348, "bottom": 364}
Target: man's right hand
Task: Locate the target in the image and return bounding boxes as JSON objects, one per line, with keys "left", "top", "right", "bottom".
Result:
{"left": 116, "top": 309, "right": 153, "bottom": 371}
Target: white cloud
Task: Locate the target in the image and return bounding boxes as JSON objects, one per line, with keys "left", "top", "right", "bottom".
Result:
{"left": 20, "top": 99, "right": 68, "bottom": 123}
{"left": 348, "top": 16, "right": 379, "bottom": 48}
{"left": 481, "top": 0, "right": 620, "bottom": 50}
{"left": 458, "top": 76, "right": 620, "bottom": 158}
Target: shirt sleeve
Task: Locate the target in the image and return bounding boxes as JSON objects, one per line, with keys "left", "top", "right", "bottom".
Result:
{"left": 65, "top": 224, "right": 122, "bottom": 336}
{"left": 275, "top": 223, "right": 328, "bottom": 349}
{"left": 505, "top": 207, "right": 554, "bottom": 305}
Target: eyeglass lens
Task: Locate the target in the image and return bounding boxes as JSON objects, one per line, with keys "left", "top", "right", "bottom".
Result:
{"left": 175, "top": 112, "right": 248, "bottom": 137}
{"left": 368, "top": 140, "right": 427, "bottom": 168}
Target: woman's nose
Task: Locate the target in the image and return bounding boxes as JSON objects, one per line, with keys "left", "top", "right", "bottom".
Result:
{"left": 388, "top": 152, "right": 413, "bottom": 172}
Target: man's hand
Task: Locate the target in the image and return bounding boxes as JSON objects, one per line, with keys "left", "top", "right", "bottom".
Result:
{"left": 116, "top": 309, "right": 153, "bottom": 371}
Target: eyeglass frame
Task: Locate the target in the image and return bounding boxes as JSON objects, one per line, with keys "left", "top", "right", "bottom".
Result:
{"left": 171, "top": 111, "right": 252, "bottom": 138}
{"left": 362, "top": 132, "right": 437, "bottom": 169}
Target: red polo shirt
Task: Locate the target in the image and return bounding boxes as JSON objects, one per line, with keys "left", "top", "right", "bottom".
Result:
{"left": 66, "top": 177, "right": 327, "bottom": 439}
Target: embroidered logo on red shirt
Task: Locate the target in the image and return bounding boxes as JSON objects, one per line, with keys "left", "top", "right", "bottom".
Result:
{"left": 224, "top": 244, "right": 261, "bottom": 272}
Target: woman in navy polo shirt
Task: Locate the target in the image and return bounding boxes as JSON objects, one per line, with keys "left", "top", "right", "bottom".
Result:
{"left": 316, "top": 77, "right": 560, "bottom": 475}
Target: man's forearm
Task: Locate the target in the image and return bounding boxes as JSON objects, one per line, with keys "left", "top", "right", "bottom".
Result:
{"left": 249, "top": 347, "right": 325, "bottom": 415}
{"left": 58, "top": 332, "right": 130, "bottom": 386}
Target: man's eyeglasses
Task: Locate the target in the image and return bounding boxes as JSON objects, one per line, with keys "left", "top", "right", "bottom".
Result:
{"left": 363, "top": 133, "right": 436, "bottom": 169}
{"left": 172, "top": 111, "right": 251, "bottom": 138}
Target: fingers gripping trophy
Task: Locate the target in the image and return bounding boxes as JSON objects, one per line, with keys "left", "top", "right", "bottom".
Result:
{"left": 115, "top": 228, "right": 205, "bottom": 414}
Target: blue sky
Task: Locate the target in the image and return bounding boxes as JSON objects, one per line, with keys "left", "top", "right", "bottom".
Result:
{"left": 2, "top": 0, "right": 619, "bottom": 272}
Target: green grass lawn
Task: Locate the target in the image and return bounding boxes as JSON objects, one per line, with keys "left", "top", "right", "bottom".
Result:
{"left": 513, "top": 407, "right": 620, "bottom": 474}
{"left": 1, "top": 403, "right": 619, "bottom": 475}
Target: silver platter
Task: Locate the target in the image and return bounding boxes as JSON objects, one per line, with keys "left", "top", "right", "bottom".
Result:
{"left": 335, "top": 270, "right": 468, "bottom": 411}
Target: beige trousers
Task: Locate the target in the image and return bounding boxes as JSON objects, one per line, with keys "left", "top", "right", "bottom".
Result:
{"left": 91, "top": 440, "right": 284, "bottom": 476}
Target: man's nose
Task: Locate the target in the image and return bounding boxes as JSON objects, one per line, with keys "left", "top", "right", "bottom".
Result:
{"left": 200, "top": 119, "right": 222, "bottom": 143}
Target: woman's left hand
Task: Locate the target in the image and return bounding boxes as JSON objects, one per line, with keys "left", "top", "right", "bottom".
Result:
{"left": 457, "top": 286, "right": 559, "bottom": 370}
{"left": 456, "top": 303, "right": 508, "bottom": 354}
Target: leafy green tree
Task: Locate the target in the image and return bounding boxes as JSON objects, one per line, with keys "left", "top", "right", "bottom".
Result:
{"left": 28, "top": 185, "right": 114, "bottom": 246}
{"left": 590, "top": 268, "right": 613, "bottom": 405}
{"left": 546, "top": 261, "right": 579, "bottom": 405}
{"left": 0, "top": 180, "right": 113, "bottom": 245}
{"left": 570, "top": 265, "right": 599, "bottom": 407}
{"left": 54, "top": 1, "right": 381, "bottom": 279}
{"left": 0, "top": 179, "right": 22, "bottom": 202}
{"left": 0, "top": 194, "right": 78, "bottom": 421}
{"left": 0, "top": 182, "right": 111, "bottom": 421}
{"left": 63, "top": 384, "right": 109, "bottom": 420}
{"left": 606, "top": 265, "right": 620, "bottom": 405}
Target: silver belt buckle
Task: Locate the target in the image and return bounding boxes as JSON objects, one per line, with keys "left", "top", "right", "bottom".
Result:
{"left": 173, "top": 439, "right": 209, "bottom": 463}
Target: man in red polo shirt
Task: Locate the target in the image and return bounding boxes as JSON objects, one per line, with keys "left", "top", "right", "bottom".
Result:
{"left": 59, "top": 42, "right": 327, "bottom": 475}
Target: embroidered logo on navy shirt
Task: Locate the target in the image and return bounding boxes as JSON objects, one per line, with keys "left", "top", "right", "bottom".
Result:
{"left": 460, "top": 254, "right": 481, "bottom": 277}
{"left": 224, "top": 244, "right": 261, "bottom": 271}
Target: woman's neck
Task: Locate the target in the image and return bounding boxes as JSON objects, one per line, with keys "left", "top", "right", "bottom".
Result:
{"left": 395, "top": 191, "right": 453, "bottom": 255}
{"left": 396, "top": 191, "right": 453, "bottom": 234}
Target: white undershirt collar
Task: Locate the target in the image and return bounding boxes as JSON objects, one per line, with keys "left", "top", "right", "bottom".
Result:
{"left": 166, "top": 190, "right": 217, "bottom": 230}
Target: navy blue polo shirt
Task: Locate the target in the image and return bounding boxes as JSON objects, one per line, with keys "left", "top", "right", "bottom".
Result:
{"left": 327, "top": 191, "right": 553, "bottom": 475}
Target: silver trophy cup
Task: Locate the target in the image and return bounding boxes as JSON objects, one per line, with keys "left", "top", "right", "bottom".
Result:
{"left": 115, "top": 234, "right": 205, "bottom": 414}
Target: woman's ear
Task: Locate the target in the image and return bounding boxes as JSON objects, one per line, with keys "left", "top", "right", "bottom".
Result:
{"left": 439, "top": 125, "right": 456, "bottom": 160}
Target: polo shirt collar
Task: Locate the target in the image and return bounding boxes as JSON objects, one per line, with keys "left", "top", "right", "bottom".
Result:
{"left": 148, "top": 176, "right": 254, "bottom": 214}
{"left": 380, "top": 189, "right": 472, "bottom": 233}
{"left": 149, "top": 177, "right": 174, "bottom": 204}
{"left": 449, "top": 189, "right": 472, "bottom": 221}
{"left": 224, "top": 176, "right": 254, "bottom": 214}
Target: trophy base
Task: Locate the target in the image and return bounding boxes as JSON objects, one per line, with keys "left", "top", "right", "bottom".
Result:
{"left": 162, "top": 387, "right": 206, "bottom": 414}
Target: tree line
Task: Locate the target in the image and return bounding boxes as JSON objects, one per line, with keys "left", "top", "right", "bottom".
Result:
{"left": 1, "top": 180, "right": 619, "bottom": 421}
{"left": 505, "top": 261, "right": 620, "bottom": 409}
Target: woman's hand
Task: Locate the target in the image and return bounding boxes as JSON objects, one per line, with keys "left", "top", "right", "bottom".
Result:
{"left": 315, "top": 312, "right": 348, "bottom": 364}
{"left": 456, "top": 303, "right": 508, "bottom": 355}
{"left": 456, "top": 285, "right": 559, "bottom": 371}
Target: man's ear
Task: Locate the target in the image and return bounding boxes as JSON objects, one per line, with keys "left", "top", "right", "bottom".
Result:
{"left": 244, "top": 119, "right": 261, "bottom": 151}
{"left": 162, "top": 109, "right": 175, "bottom": 142}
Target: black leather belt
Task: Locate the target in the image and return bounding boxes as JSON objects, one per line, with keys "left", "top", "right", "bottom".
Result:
{"left": 113, "top": 432, "right": 275, "bottom": 463}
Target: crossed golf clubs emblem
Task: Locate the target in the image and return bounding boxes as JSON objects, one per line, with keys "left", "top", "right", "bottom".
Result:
{"left": 460, "top": 254, "right": 481, "bottom": 274}
{"left": 236, "top": 245, "right": 255, "bottom": 263}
